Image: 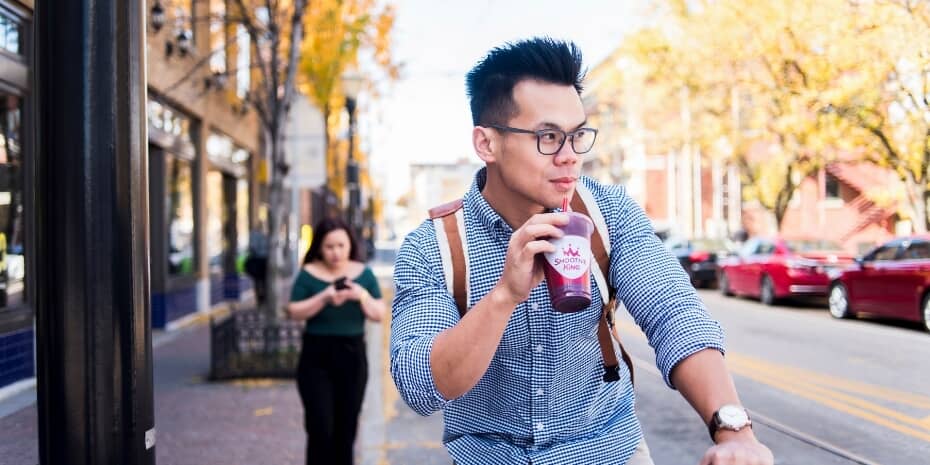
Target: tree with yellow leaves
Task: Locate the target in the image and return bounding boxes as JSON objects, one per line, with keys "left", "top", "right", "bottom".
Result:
{"left": 617, "top": 0, "right": 894, "bottom": 231}
{"left": 298, "top": 0, "right": 398, "bottom": 206}
{"left": 830, "top": 0, "right": 930, "bottom": 232}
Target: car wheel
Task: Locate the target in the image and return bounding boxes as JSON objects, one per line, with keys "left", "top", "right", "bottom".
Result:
{"left": 828, "top": 283, "right": 853, "bottom": 319}
{"left": 922, "top": 293, "right": 930, "bottom": 333}
{"left": 719, "top": 272, "right": 733, "bottom": 296}
{"left": 760, "top": 275, "right": 776, "bottom": 306}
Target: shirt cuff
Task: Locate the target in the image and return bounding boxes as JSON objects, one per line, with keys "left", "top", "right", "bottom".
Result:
{"left": 393, "top": 333, "right": 452, "bottom": 416}
{"left": 656, "top": 319, "right": 726, "bottom": 389}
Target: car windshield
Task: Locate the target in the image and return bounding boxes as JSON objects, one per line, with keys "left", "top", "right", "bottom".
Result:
{"left": 785, "top": 239, "right": 843, "bottom": 252}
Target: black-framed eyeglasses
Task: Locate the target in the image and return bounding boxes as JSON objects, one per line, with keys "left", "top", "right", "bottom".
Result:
{"left": 487, "top": 124, "right": 598, "bottom": 155}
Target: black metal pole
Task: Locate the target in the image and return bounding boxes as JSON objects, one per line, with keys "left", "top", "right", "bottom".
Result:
{"left": 34, "top": 1, "right": 155, "bottom": 464}
{"left": 345, "top": 96, "right": 362, "bottom": 251}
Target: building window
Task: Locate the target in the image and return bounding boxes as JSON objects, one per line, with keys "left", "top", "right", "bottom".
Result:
{"left": 209, "top": 0, "right": 226, "bottom": 74}
{"left": 0, "top": 94, "right": 24, "bottom": 311}
{"left": 206, "top": 132, "right": 250, "bottom": 276}
{"left": 205, "top": 170, "right": 227, "bottom": 275}
{"left": 206, "top": 132, "right": 249, "bottom": 175}
{"left": 0, "top": 10, "right": 22, "bottom": 55}
{"left": 236, "top": 178, "right": 249, "bottom": 271}
{"left": 166, "top": 154, "right": 195, "bottom": 277}
{"left": 236, "top": 25, "right": 250, "bottom": 99}
{"left": 825, "top": 174, "right": 840, "bottom": 199}
{"left": 147, "top": 99, "right": 193, "bottom": 147}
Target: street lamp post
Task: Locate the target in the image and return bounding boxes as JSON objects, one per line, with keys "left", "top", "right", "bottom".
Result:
{"left": 342, "top": 71, "right": 364, "bottom": 252}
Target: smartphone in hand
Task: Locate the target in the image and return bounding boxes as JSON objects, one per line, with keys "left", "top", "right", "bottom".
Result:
{"left": 334, "top": 277, "right": 349, "bottom": 290}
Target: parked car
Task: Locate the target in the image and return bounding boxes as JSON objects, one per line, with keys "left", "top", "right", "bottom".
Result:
{"left": 664, "top": 237, "right": 735, "bottom": 288}
{"left": 828, "top": 235, "right": 930, "bottom": 332}
{"left": 718, "top": 237, "right": 854, "bottom": 305}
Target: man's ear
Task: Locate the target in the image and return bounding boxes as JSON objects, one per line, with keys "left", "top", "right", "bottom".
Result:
{"left": 473, "top": 126, "right": 497, "bottom": 164}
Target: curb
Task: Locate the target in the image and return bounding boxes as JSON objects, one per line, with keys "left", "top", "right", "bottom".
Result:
{"left": 0, "top": 378, "right": 36, "bottom": 418}
{"left": 0, "top": 301, "right": 239, "bottom": 414}
{"left": 165, "top": 301, "right": 234, "bottom": 332}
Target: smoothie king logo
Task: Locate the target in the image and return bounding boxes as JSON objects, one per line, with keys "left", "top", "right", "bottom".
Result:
{"left": 544, "top": 235, "right": 591, "bottom": 279}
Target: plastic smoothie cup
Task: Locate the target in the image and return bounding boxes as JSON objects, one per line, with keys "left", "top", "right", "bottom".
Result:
{"left": 542, "top": 211, "right": 594, "bottom": 313}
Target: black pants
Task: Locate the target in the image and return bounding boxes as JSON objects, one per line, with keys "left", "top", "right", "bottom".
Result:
{"left": 296, "top": 333, "right": 368, "bottom": 465}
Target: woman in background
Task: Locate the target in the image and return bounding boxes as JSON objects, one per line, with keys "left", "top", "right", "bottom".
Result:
{"left": 287, "top": 217, "right": 385, "bottom": 465}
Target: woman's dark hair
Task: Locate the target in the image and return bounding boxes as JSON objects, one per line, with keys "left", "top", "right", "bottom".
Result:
{"left": 302, "top": 217, "right": 360, "bottom": 264}
{"left": 466, "top": 37, "right": 585, "bottom": 127}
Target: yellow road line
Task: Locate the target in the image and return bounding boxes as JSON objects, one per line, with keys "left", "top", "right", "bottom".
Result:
{"left": 728, "top": 353, "right": 930, "bottom": 409}
{"left": 729, "top": 358, "right": 930, "bottom": 433}
{"left": 615, "top": 318, "right": 930, "bottom": 442}
{"left": 732, "top": 367, "right": 930, "bottom": 443}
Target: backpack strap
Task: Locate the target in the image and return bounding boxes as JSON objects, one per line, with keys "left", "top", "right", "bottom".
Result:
{"left": 429, "top": 199, "right": 468, "bottom": 316}
{"left": 429, "top": 188, "right": 633, "bottom": 385}
{"left": 571, "top": 183, "right": 635, "bottom": 385}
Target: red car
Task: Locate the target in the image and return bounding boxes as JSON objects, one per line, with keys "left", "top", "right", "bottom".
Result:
{"left": 718, "top": 237, "right": 853, "bottom": 305}
{"left": 828, "top": 236, "right": 930, "bottom": 332}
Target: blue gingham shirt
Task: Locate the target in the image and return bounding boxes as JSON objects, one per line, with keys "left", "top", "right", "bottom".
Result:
{"left": 391, "top": 169, "right": 725, "bottom": 465}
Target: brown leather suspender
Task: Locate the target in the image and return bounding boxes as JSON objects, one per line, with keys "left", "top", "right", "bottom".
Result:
{"left": 429, "top": 194, "right": 634, "bottom": 384}
{"left": 570, "top": 194, "right": 634, "bottom": 384}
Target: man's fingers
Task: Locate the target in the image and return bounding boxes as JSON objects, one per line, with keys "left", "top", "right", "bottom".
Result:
{"left": 524, "top": 240, "right": 556, "bottom": 257}
{"left": 524, "top": 212, "right": 570, "bottom": 227}
{"left": 520, "top": 223, "right": 564, "bottom": 242}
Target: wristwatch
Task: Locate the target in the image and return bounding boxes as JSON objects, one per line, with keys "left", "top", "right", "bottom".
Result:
{"left": 707, "top": 404, "right": 752, "bottom": 441}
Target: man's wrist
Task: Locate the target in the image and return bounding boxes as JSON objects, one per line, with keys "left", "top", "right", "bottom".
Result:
{"left": 713, "top": 427, "right": 757, "bottom": 444}
{"left": 489, "top": 285, "right": 521, "bottom": 312}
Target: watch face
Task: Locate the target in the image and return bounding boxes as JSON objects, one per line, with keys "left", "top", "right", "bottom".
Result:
{"left": 719, "top": 405, "right": 749, "bottom": 427}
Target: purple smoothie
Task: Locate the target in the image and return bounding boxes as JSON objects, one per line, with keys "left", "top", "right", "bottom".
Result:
{"left": 542, "top": 212, "right": 594, "bottom": 312}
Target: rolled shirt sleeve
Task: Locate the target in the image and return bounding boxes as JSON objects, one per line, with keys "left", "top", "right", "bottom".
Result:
{"left": 604, "top": 185, "right": 726, "bottom": 389}
{"left": 390, "top": 223, "right": 461, "bottom": 416}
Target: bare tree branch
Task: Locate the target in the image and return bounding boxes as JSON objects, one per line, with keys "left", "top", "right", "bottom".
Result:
{"left": 280, "top": 0, "right": 307, "bottom": 130}
{"left": 160, "top": 33, "right": 244, "bottom": 96}
{"left": 232, "top": 0, "right": 274, "bottom": 110}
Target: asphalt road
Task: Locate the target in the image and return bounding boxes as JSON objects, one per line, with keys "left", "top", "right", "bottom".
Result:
{"left": 364, "top": 286, "right": 930, "bottom": 465}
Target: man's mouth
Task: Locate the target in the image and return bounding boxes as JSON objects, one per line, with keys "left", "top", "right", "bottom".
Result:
{"left": 551, "top": 177, "right": 576, "bottom": 191}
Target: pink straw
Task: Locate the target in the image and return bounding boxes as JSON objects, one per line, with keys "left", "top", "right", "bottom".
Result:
{"left": 562, "top": 197, "right": 570, "bottom": 212}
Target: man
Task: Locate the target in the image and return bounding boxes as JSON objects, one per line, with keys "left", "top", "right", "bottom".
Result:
{"left": 245, "top": 225, "right": 269, "bottom": 304}
{"left": 390, "top": 38, "right": 773, "bottom": 465}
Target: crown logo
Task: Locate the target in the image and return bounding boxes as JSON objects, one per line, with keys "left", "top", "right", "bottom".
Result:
{"left": 563, "top": 244, "right": 580, "bottom": 257}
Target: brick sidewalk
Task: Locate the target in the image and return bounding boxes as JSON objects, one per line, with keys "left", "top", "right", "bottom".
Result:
{"left": 0, "top": 268, "right": 450, "bottom": 465}
{"left": 0, "top": 323, "right": 307, "bottom": 465}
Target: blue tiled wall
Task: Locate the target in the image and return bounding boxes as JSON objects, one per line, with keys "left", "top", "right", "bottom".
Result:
{"left": 151, "top": 283, "right": 197, "bottom": 329}
{"left": 0, "top": 327, "right": 34, "bottom": 388}
{"left": 210, "top": 274, "right": 224, "bottom": 306}
{"left": 239, "top": 275, "right": 254, "bottom": 299}
{"left": 223, "top": 273, "right": 252, "bottom": 300}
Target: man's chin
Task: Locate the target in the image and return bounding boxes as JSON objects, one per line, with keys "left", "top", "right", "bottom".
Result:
{"left": 547, "top": 189, "right": 576, "bottom": 209}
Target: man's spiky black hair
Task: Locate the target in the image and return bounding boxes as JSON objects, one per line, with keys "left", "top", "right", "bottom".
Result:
{"left": 466, "top": 37, "right": 585, "bottom": 127}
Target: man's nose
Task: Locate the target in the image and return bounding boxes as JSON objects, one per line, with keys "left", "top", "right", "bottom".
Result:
{"left": 552, "top": 139, "right": 579, "bottom": 166}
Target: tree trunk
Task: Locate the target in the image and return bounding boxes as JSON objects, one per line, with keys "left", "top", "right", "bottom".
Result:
{"left": 905, "top": 174, "right": 928, "bottom": 233}
{"left": 924, "top": 188, "right": 930, "bottom": 233}
{"left": 265, "top": 126, "right": 286, "bottom": 317}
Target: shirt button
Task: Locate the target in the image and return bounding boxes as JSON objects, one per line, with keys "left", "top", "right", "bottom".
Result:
{"left": 531, "top": 303, "right": 539, "bottom": 311}
{"left": 534, "top": 344, "right": 543, "bottom": 354}
{"left": 535, "top": 422, "right": 545, "bottom": 431}
{"left": 536, "top": 388, "right": 544, "bottom": 396}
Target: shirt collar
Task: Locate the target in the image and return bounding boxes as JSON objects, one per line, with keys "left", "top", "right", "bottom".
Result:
{"left": 463, "top": 167, "right": 514, "bottom": 238}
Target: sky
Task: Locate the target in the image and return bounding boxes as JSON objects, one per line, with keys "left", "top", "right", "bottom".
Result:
{"left": 363, "top": 0, "right": 653, "bottom": 206}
